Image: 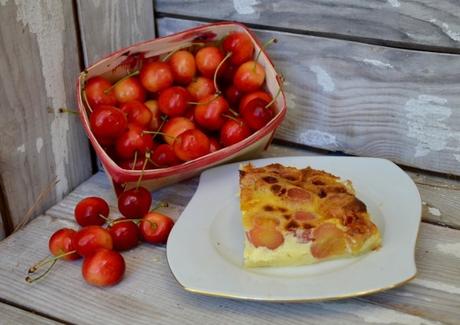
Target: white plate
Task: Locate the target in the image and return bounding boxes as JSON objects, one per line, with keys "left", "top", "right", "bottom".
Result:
{"left": 166, "top": 157, "right": 421, "bottom": 301}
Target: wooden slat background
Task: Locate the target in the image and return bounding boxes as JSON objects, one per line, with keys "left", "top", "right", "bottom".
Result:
{"left": 157, "top": 17, "right": 460, "bottom": 176}
{"left": 77, "top": 0, "right": 156, "bottom": 66}
{"left": 156, "top": 0, "right": 460, "bottom": 51}
{"left": 0, "top": 0, "right": 92, "bottom": 239}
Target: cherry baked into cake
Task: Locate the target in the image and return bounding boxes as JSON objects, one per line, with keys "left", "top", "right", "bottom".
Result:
{"left": 239, "top": 163, "right": 381, "bottom": 267}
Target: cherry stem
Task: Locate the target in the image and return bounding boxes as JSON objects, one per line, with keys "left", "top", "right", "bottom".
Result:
{"left": 151, "top": 116, "right": 168, "bottom": 142}
{"left": 26, "top": 259, "right": 57, "bottom": 284}
{"left": 228, "top": 108, "right": 239, "bottom": 116}
{"left": 82, "top": 89, "right": 93, "bottom": 113}
{"left": 59, "top": 108, "right": 78, "bottom": 115}
{"left": 135, "top": 152, "right": 150, "bottom": 190}
{"left": 265, "top": 85, "right": 283, "bottom": 109}
{"left": 28, "top": 250, "right": 77, "bottom": 274}
{"left": 188, "top": 92, "right": 220, "bottom": 106}
{"left": 132, "top": 151, "right": 138, "bottom": 171}
{"left": 213, "top": 52, "right": 232, "bottom": 94}
{"left": 253, "top": 38, "right": 277, "bottom": 71}
{"left": 98, "top": 213, "right": 112, "bottom": 223}
{"left": 104, "top": 70, "right": 140, "bottom": 94}
{"left": 142, "top": 130, "right": 175, "bottom": 140}
{"left": 162, "top": 43, "right": 207, "bottom": 62}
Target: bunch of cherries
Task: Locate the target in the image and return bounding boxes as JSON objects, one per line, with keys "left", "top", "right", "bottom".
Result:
{"left": 26, "top": 184, "right": 173, "bottom": 287}
{"left": 85, "top": 31, "right": 279, "bottom": 170}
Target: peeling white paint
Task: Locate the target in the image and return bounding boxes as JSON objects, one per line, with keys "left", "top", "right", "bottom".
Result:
{"left": 233, "top": 0, "right": 259, "bottom": 15}
{"left": 16, "top": 144, "right": 25, "bottom": 153}
{"left": 387, "top": 0, "right": 400, "bottom": 8}
{"left": 430, "top": 19, "right": 460, "bottom": 42}
{"left": 15, "top": 0, "right": 69, "bottom": 198}
{"left": 436, "top": 242, "right": 460, "bottom": 258}
{"left": 363, "top": 59, "right": 394, "bottom": 69}
{"left": 405, "top": 95, "right": 460, "bottom": 157}
{"left": 36, "top": 137, "right": 43, "bottom": 153}
{"left": 310, "top": 65, "right": 335, "bottom": 93}
{"left": 454, "top": 154, "right": 460, "bottom": 162}
{"left": 428, "top": 207, "right": 441, "bottom": 217}
{"left": 299, "top": 130, "right": 338, "bottom": 149}
{"left": 320, "top": 301, "right": 440, "bottom": 325}
{"left": 413, "top": 278, "right": 460, "bottom": 295}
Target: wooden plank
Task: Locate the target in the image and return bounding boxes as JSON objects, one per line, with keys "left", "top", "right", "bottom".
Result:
{"left": 0, "top": 301, "right": 61, "bottom": 325}
{"left": 0, "top": 0, "right": 92, "bottom": 236}
{"left": 77, "top": 0, "right": 156, "bottom": 66}
{"left": 0, "top": 214, "right": 457, "bottom": 325}
{"left": 157, "top": 17, "right": 460, "bottom": 176}
{"left": 156, "top": 0, "right": 460, "bottom": 51}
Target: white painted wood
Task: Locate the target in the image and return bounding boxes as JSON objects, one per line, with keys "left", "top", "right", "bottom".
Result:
{"left": 0, "top": 301, "right": 60, "bottom": 325}
{"left": 157, "top": 17, "right": 460, "bottom": 177}
{"left": 156, "top": 0, "right": 460, "bottom": 51}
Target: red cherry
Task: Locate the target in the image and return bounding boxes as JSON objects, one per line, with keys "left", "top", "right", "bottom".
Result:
{"left": 120, "top": 101, "right": 152, "bottom": 128}
{"left": 108, "top": 219, "right": 140, "bottom": 251}
{"left": 162, "top": 117, "right": 195, "bottom": 145}
{"left": 194, "top": 95, "right": 229, "bottom": 131}
{"left": 158, "top": 86, "right": 190, "bottom": 117}
{"left": 119, "top": 156, "right": 154, "bottom": 170}
{"left": 187, "top": 77, "right": 215, "bottom": 101}
{"left": 233, "top": 61, "right": 265, "bottom": 93}
{"left": 224, "top": 85, "right": 243, "bottom": 107}
{"left": 74, "top": 226, "right": 113, "bottom": 257}
{"left": 220, "top": 118, "right": 252, "bottom": 147}
{"left": 85, "top": 76, "right": 117, "bottom": 108}
{"left": 139, "top": 212, "right": 174, "bottom": 244}
{"left": 195, "top": 46, "right": 224, "bottom": 78}
{"left": 82, "top": 248, "right": 125, "bottom": 287}
{"left": 115, "top": 124, "right": 154, "bottom": 160}
{"left": 151, "top": 144, "right": 181, "bottom": 167}
{"left": 217, "top": 61, "right": 238, "bottom": 87}
{"left": 140, "top": 61, "right": 173, "bottom": 93}
{"left": 168, "top": 50, "right": 196, "bottom": 84}
{"left": 240, "top": 98, "right": 274, "bottom": 131}
{"left": 174, "top": 129, "right": 210, "bottom": 161}
{"left": 49, "top": 228, "right": 80, "bottom": 261}
{"left": 222, "top": 32, "right": 255, "bottom": 66}
{"left": 114, "top": 77, "right": 145, "bottom": 103}
{"left": 74, "top": 197, "right": 109, "bottom": 227}
{"left": 90, "top": 105, "right": 127, "bottom": 140}
{"left": 117, "top": 187, "right": 152, "bottom": 219}
{"left": 144, "top": 100, "right": 161, "bottom": 130}
{"left": 239, "top": 91, "right": 272, "bottom": 112}
{"left": 209, "top": 137, "right": 221, "bottom": 153}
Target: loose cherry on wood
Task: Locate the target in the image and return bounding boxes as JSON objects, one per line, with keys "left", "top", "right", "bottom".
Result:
{"left": 117, "top": 186, "right": 152, "bottom": 219}
{"left": 82, "top": 248, "right": 125, "bottom": 287}
{"left": 74, "top": 197, "right": 109, "bottom": 227}
{"left": 108, "top": 218, "right": 140, "bottom": 251}
{"left": 73, "top": 226, "right": 113, "bottom": 257}
{"left": 139, "top": 212, "right": 174, "bottom": 244}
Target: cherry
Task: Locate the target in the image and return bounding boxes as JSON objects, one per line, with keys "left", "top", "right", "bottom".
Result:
{"left": 224, "top": 85, "right": 243, "bottom": 107}
{"left": 240, "top": 98, "right": 274, "bottom": 131}
{"left": 144, "top": 100, "right": 161, "bottom": 130}
{"left": 115, "top": 124, "right": 154, "bottom": 160}
{"left": 140, "top": 61, "right": 173, "bottom": 93}
{"left": 90, "top": 105, "right": 127, "bottom": 140}
{"left": 220, "top": 118, "right": 252, "bottom": 147}
{"left": 139, "top": 212, "right": 174, "bottom": 244}
{"left": 222, "top": 32, "right": 254, "bottom": 66}
{"left": 117, "top": 186, "right": 152, "bottom": 219}
{"left": 162, "top": 117, "right": 195, "bottom": 145}
{"left": 49, "top": 228, "right": 80, "bottom": 261}
{"left": 82, "top": 248, "right": 125, "bottom": 287}
{"left": 120, "top": 100, "right": 152, "bottom": 128}
{"left": 73, "top": 226, "right": 113, "bottom": 257}
{"left": 85, "top": 76, "right": 117, "bottom": 108}
{"left": 194, "top": 95, "right": 229, "bottom": 131}
{"left": 119, "top": 156, "right": 154, "bottom": 170}
{"left": 195, "top": 46, "right": 224, "bottom": 78}
{"left": 173, "top": 128, "right": 210, "bottom": 161}
{"left": 209, "top": 137, "right": 221, "bottom": 153}
{"left": 239, "top": 91, "right": 272, "bottom": 112}
{"left": 233, "top": 61, "right": 265, "bottom": 93}
{"left": 108, "top": 218, "right": 140, "bottom": 251}
{"left": 187, "top": 77, "right": 215, "bottom": 101}
{"left": 151, "top": 144, "right": 181, "bottom": 167}
{"left": 168, "top": 50, "right": 196, "bottom": 84}
{"left": 74, "top": 197, "right": 109, "bottom": 227}
{"left": 158, "top": 86, "right": 190, "bottom": 117}
{"left": 114, "top": 76, "right": 145, "bottom": 103}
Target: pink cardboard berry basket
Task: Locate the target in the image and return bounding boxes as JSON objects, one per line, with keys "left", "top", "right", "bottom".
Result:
{"left": 77, "top": 22, "right": 287, "bottom": 193}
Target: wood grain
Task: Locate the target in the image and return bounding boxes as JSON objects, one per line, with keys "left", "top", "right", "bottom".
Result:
{"left": 157, "top": 17, "right": 460, "bottom": 176}
{"left": 156, "top": 0, "right": 460, "bottom": 51}
{"left": 0, "top": 301, "right": 61, "bottom": 325}
{"left": 77, "top": 0, "right": 156, "bottom": 66}
{"left": 0, "top": 0, "right": 92, "bottom": 237}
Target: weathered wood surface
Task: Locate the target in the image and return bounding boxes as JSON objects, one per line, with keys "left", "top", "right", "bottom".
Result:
{"left": 0, "top": 301, "right": 60, "bottom": 325}
{"left": 0, "top": 0, "right": 92, "bottom": 238}
{"left": 0, "top": 145, "right": 459, "bottom": 324}
{"left": 77, "top": 0, "right": 156, "bottom": 66}
{"left": 156, "top": 0, "right": 460, "bottom": 51}
{"left": 158, "top": 17, "right": 460, "bottom": 177}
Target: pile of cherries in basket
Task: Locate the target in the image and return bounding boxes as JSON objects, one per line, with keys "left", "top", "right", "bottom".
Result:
{"left": 26, "top": 186, "right": 173, "bottom": 287}
{"left": 85, "top": 32, "right": 279, "bottom": 170}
